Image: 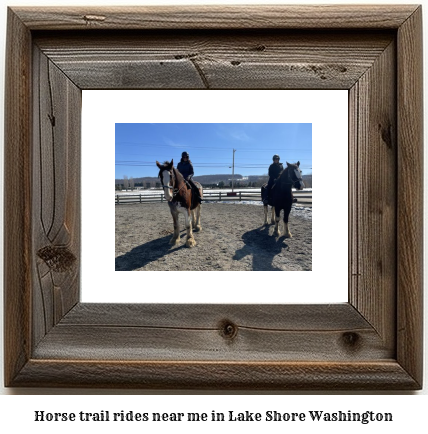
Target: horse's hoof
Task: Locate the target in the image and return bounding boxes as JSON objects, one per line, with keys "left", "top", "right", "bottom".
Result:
{"left": 271, "top": 220, "right": 275, "bottom": 225}
{"left": 185, "top": 238, "right": 196, "bottom": 248}
{"left": 285, "top": 232, "right": 292, "bottom": 238}
{"left": 194, "top": 226, "right": 202, "bottom": 232}
{"left": 274, "top": 230, "right": 280, "bottom": 237}
{"left": 169, "top": 237, "right": 180, "bottom": 245}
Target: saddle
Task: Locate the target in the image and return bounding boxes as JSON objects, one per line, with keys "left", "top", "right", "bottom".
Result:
{"left": 262, "top": 182, "right": 276, "bottom": 206}
{"left": 262, "top": 182, "right": 297, "bottom": 205}
{"left": 261, "top": 183, "right": 270, "bottom": 205}
{"left": 185, "top": 180, "right": 202, "bottom": 208}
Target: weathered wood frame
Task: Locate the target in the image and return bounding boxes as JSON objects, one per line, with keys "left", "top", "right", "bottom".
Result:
{"left": 4, "top": 5, "right": 423, "bottom": 389}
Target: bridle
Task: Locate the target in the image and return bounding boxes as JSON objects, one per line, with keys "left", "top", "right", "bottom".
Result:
{"left": 282, "top": 166, "right": 303, "bottom": 189}
{"left": 160, "top": 168, "right": 186, "bottom": 198}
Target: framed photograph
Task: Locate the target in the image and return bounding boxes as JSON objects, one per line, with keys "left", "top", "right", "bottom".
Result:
{"left": 113, "top": 121, "right": 314, "bottom": 273}
{"left": 4, "top": 5, "right": 423, "bottom": 389}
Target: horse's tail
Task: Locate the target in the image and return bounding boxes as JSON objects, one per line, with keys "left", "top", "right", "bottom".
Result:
{"left": 261, "top": 183, "right": 268, "bottom": 203}
{"left": 193, "top": 181, "right": 203, "bottom": 198}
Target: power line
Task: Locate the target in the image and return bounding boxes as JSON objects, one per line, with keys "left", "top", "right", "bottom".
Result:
{"left": 115, "top": 163, "right": 312, "bottom": 170}
{"left": 116, "top": 160, "right": 311, "bottom": 165}
{"left": 116, "top": 154, "right": 312, "bottom": 162}
{"left": 116, "top": 142, "right": 312, "bottom": 152}
{"left": 116, "top": 161, "right": 311, "bottom": 165}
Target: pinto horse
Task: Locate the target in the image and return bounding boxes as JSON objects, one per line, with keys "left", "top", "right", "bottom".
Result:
{"left": 261, "top": 161, "right": 304, "bottom": 238}
{"left": 156, "top": 160, "right": 203, "bottom": 248}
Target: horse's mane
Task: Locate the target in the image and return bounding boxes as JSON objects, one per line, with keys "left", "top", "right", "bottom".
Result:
{"left": 173, "top": 166, "right": 185, "bottom": 183}
{"left": 157, "top": 161, "right": 185, "bottom": 185}
{"left": 278, "top": 165, "right": 289, "bottom": 180}
{"left": 279, "top": 162, "right": 299, "bottom": 179}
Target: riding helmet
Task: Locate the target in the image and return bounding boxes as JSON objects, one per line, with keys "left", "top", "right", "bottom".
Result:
{"left": 182, "top": 151, "right": 189, "bottom": 158}
{"left": 272, "top": 154, "right": 280, "bottom": 161}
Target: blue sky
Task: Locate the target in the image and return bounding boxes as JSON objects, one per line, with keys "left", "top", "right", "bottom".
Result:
{"left": 115, "top": 123, "right": 312, "bottom": 179}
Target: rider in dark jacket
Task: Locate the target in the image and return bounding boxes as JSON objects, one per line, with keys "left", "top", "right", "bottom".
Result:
{"left": 177, "top": 152, "right": 202, "bottom": 203}
{"left": 265, "top": 154, "right": 283, "bottom": 203}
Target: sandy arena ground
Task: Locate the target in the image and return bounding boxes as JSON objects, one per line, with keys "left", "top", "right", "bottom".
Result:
{"left": 115, "top": 202, "right": 312, "bottom": 271}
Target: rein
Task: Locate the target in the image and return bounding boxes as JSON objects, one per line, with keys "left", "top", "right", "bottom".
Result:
{"left": 160, "top": 168, "right": 187, "bottom": 199}
{"left": 281, "top": 168, "right": 293, "bottom": 186}
{"left": 280, "top": 167, "right": 301, "bottom": 188}
{"left": 173, "top": 182, "right": 187, "bottom": 197}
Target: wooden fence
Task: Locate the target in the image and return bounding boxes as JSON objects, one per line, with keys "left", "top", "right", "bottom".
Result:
{"left": 115, "top": 190, "right": 312, "bottom": 206}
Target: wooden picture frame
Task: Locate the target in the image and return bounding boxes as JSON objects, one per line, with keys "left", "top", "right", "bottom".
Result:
{"left": 4, "top": 5, "right": 423, "bottom": 389}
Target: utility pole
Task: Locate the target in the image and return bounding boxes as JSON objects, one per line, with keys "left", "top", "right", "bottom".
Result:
{"left": 232, "top": 149, "right": 236, "bottom": 192}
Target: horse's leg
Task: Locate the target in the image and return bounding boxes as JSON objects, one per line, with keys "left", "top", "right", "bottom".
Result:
{"left": 195, "top": 186, "right": 203, "bottom": 231}
{"left": 283, "top": 202, "right": 292, "bottom": 238}
{"left": 263, "top": 205, "right": 268, "bottom": 225}
{"left": 169, "top": 209, "right": 180, "bottom": 245}
{"left": 273, "top": 208, "right": 281, "bottom": 237}
{"left": 191, "top": 209, "right": 196, "bottom": 228}
{"left": 194, "top": 204, "right": 202, "bottom": 231}
{"left": 184, "top": 208, "right": 196, "bottom": 247}
{"left": 271, "top": 206, "right": 276, "bottom": 225}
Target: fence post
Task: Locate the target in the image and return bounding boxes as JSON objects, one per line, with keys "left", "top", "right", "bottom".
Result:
{"left": 219, "top": 192, "right": 221, "bottom": 201}
{"left": 161, "top": 195, "right": 163, "bottom": 203}
{"left": 139, "top": 194, "right": 142, "bottom": 203}
{"left": 239, "top": 191, "right": 242, "bottom": 201}
{"left": 116, "top": 195, "right": 119, "bottom": 204}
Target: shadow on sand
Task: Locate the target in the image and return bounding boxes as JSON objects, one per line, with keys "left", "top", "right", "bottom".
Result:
{"left": 115, "top": 234, "right": 184, "bottom": 271}
{"left": 233, "top": 225, "right": 289, "bottom": 271}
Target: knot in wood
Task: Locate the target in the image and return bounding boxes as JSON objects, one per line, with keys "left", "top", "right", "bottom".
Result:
{"left": 378, "top": 122, "right": 393, "bottom": 149}
{"left": 341, "top": 332, "right": 361, "bottom": 350}
{"left": 37, "top": 245, "right": 76, "bottom": 272}
{"left": 248, "top": 45, "right": 266, "bottom": 52}
{"left": 219, "top": 320, "right": 238, "bottom": 340}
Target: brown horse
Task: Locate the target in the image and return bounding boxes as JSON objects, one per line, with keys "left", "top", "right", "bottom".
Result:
{"left": 156, "top": 160, "right": 203, "bottom": 247}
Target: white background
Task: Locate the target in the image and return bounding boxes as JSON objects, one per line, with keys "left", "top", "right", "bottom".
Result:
{"left": 82, "top": 89, "right": 348, "bottom": 304}
{"left": 0, "top": 0, "right": 426, "bottom": 427}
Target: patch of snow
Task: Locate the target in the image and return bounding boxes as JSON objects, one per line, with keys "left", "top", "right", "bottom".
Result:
{"left": 203, "top": 200, "right": 312, "bottom": 219}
